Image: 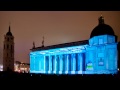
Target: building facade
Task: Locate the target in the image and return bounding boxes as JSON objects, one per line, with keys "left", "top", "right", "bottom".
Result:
{"left": 30, "top": 16, "right": 118, "bottom": 74}
{"left": 3, "top": 25, "right": 14, "bottom": 71}
{"left": 14, "top": 61, "right": 30, "bottom": 73}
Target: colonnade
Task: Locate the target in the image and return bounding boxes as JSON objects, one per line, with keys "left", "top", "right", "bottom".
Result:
{"left": 44, "top": 53, "right": 85, "bottom": 74}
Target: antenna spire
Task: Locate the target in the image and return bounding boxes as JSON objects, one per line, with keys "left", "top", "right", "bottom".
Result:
{"left": 98, "top": 14, "right": 104, "bottom": 24}
{"left": 42, "top": 36, "right": 44, "bottom": 47}
{"left": 100, "top": 12, "right": 102, "bottom": 17}
{"left": 9, "top": 22, "right": 11, "bottom": 32}
{"left": 32, "top": 41, "right": 35, "bottom": 49}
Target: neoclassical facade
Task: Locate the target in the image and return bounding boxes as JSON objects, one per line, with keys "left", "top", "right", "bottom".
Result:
{"left": 30, "top": 16, "right": 118, "bottom": 74}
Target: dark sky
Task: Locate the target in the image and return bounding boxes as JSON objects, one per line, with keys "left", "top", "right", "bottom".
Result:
{"left": 0, "top": 11, "right": 120, "bottom": 64}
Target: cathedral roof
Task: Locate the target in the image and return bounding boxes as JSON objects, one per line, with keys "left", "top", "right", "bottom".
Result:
{"left": 90, "top": 15, "right": 115, "bottom": 38}
{"left": 31, "top": 40, "right": 88, "bottom": 51}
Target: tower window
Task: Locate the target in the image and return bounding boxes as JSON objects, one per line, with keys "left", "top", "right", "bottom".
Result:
{"left": 4, "top": 44, "right": 5, "bottom": 49}
{"left": 7, "top": 38, "right": 9, "bottom": 41}
{"left": 7, "top": 53, "right": 8, "bottom": 57}
{"left": 11, "top": 45, "right": 12, "bottom": 50}
{"left": 7, "top": 44, "right": 9, "bottom": 49}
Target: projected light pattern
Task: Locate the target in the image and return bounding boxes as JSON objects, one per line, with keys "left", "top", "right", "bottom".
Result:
{"left": 35, "top": 45, "right": 87, "bottom": 55}
{"left": 30, "top": 35, "right": 118, "bottom": 74}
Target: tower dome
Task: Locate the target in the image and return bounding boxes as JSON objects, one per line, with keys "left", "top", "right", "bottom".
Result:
{"left": 90, "top": 15, "right": 115, "bottom": 38}
{"left": 6, "top": 25, "right": 13, "bottom": 36}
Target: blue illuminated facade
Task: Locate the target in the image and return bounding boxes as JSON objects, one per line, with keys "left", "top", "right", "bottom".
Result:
{"left": 30, "top": 16, "right": 118, "bottom": 74}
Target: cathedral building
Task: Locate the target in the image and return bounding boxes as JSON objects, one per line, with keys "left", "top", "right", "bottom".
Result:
{"left": 3, "top": 25, "right": 14, "bottom": 71}
{"left": 30, "top": 16, "right": 118, "bottom": 74}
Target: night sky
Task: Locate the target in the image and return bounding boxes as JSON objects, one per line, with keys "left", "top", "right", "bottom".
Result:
{"left": 0, "top": 11, "right": 120, "bottom": 64}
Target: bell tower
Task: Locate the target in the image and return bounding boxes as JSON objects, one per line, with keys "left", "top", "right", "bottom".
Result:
{"left": 3, "top": 25, "right": 14, "bottom": 71}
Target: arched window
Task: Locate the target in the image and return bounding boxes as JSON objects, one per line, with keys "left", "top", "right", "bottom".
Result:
{"left": 11, "top": 45, "right": 12, "bottom": 50}
{"left": 7, "top": 38, "right": 9, "bottom": 41}
{"left": 7, "top": 44, "right": 9, "bottom": 49}
{"left": 4, "top": 44, "right": 5, "bottom": 49}
{"left": 7, "top": 53, "right": 8, "bottom": 57}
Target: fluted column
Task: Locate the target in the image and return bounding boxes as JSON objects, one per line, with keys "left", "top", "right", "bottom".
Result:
{"left": 71, "top": 54, "right": 76, "bottom": 74}
{"left": 78, "top": 53, "right": 83, "bottom": 74}
{"left": 56, "top": 55, "right": 59, "bottom": 74}
{"left": 59, "top": 55, "right": 63, "bottom": 74}
{"left": 69, "top": 54, "right": 71, "bottom": 73}
{"left": 48, "top": 55, "right": 52, "bottom": 74}
{"left": 77, "top": 53, "right": 82, "bottom": 74}
{"left": 36, "top": 56, "right": 39, "bottom": 71}
{"left": 65, "top": 54, "right": 69, "bottom": 74}
{"left": 43, "top": 56, "right": 45, "bottom": 73}
{"left": 53, "top": 55, "right": 57, "bottom": 74}
{"left": 45, "top": 56, "right": 49, "bottom": 73}
{"left": 30, "top": 55, "right": 35, "bottom": 72}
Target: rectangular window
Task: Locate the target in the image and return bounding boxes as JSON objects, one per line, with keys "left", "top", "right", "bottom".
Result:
{"left": 99, "top": 38, "right": 103, "bottom": 44}
{"left": 98, "top": 53, "right": 104, "bottom": 57}
{"left": 98, "top": 58, "right": 104, "bottom": 66}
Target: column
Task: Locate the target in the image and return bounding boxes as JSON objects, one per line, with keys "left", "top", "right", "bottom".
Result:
{"left": 74, "top": 53, "right": 76, "bottom": 74}
{"left": 76, "top": 54, "right": 78, "bottom": 72}
{"left": 45, "top": 56, "right": 47, "bottom": 73}
{"left": 51, "top": 55, "right": 54, "bottom": 74}
{"left": 82, "top": 53, "right": 86, "bottom": 73}
{"left": 53, "top": 55, "right": 57, "bottom": 74}
{"left": 71, "top": 54, "right": 76, "bottom": 74}
{"left": 55, "top": 55, "right": 57, "bottom": 74}
{"left": 65, "top": 54, "right": 69, "bottom": 74}
{"left": 59, "top": 55, "right": 63, "bottom": 74}
{"left": 40, "top": 55, "right": 45, "bottom": 73}
{"left": 68, "top": 54, "right": 71, "bottom": 74}
{"left": 46, "top": 56, "right": 50, "bottom": 74}
{"left": 63, "top": 54, "right": 67, "bottom": 74}
{"left": 80, "top": 53, "right": 83, "bottom": 73}
{"left": 56, "top": 55, "right": 59, "bottom": 74}
{"left": 36, "top": 56, "right": 39, "bottom": 72}
{"left": 34, "top": 56, "right": 36, "bottom": 72}
{"left": 38, "top": 55, "right": 41, "bottom": 73}
{"left": 30, "top": 55, "right": 35, "bottom": 73}
{"left": 63, "top": 54, "right": 65, "bottom": 74}
{"left": 43, "top": 56, "right": 45, "bottom": 73}
{"left": 77, "top": 53, "right": 82, "bottom": 74}
{"left": 48, "top": 55, "right": 52, "bottom": 74}
{"left": 70, "top": 54, "right": 73, "bottom": 74}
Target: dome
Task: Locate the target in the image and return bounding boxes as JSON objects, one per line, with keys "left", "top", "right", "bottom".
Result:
{"left": 6, "top": 25, "right": 13, "bottom": 36}
{"left": 6, "top": 31, "right": 12, "bottom": 36}
{"left": 90, "top": 16, "right": 115, "bottom": 38}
